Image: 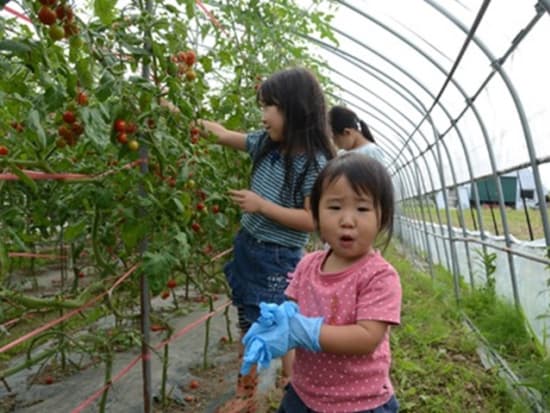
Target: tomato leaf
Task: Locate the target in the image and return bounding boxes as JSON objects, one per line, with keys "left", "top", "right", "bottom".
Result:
{"left": 0, "top": 39, "right": 32, "bottom": 54}
{"left": 64, "top": 221, "right": 88, "bottom": 242}
{"left": 142, "top": 251, "right": 177, "bottom": 293}
{"left": 27, "top": 109, "right": 46, "bottom": 149}
{"left": 96, "top": 71, "right": 116, "bottom": 102}
{"left": 200, "top": 56, "right": 212, "bottom": 72}
{"left": 215, "top": 213, "right": 229, "bottom": 228}
{"left": 5, "top": 227, "right": 28, "bottom": 252}
{"left": 44, "top": 85, "right": 65, "bottom": 112}
{"left": 183, "top": 0, "right": 195, "bottom": 19}
{"left": 0, "top": 240, "right": 8, "bottom": 283}
{"left": 94, "top": 0, "right": 117, "bottom": 25}
{"left": 172, "top": 198, "right": 184, "bottom": 213}
{"left": 76, "top": 58, "right": 94, "bottom": 89}
{"left": 121, "top": 219, "right": 148, "bottom": 250}
{"left": 165, "top": 5, "right": 178, "bottom": 14}
{"left": 8, "top": 164, "right": 37, "bottom": 194}
{"left": 174, "top": 232, "right": 190, "bottom": 257}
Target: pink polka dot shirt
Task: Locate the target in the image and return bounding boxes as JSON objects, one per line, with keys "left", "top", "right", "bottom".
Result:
{"left": 285, "top": 250, "right": 402, "bottom": 413}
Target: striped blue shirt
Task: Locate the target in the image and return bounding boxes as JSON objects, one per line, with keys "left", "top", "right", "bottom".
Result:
{"left": 241, "top": 130, "right": 327, "bottom": 248}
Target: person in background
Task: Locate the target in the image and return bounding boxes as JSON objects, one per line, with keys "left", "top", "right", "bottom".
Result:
{"left": 241, "top": 152, "right": 401, "bottom": 413}
{"left": 329, "top": 105, "right": 386, "bottom": 164}
{"left": 199, "top": 67, "right": 335, "bottom": 412}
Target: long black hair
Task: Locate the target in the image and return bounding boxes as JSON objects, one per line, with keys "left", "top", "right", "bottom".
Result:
{"left": 252, "top": 67, "right": 335, "bottom": 205}
{"left": 310, "top": 152, "right": 394, "bottom": 250}
{"left": 329, "top": 105, "right": 375, "bottom": 143}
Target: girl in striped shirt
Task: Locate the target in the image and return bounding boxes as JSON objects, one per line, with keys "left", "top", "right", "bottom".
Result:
{"left": 199, "top": 67, "right": 335, "bottom": 412}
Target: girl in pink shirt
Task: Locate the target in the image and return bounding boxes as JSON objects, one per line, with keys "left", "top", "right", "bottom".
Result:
{"left": 242, "top": 152, "right": 402, "bottom": 412}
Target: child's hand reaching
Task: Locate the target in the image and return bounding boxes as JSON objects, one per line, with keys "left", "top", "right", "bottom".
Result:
{"left": 195, "top": 119, "right": 224, "bottom": 137}
{"left": 240, "top": 301, "right": 323, "bottom": 374}
{"left": 194, "top": 119, "right": 247, "bottom": 150}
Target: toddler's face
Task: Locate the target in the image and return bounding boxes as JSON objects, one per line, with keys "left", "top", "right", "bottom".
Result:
{"left": 318, "top": 176, "right": 379, "bottom": 266}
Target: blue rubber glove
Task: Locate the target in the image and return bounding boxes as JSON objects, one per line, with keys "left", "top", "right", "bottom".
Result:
{"left": 288, "top": 310, "right": 323, "bottom": 352}
{"left": 240, "top": 302, "right": 296, "bottom": 374}
{"left": 240, "top": 301, "right": 323, "bottom": 375}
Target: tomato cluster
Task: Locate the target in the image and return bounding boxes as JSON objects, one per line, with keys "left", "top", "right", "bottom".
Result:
{"left": 56, "top": 109, "right": 84, "bottom": 147}
{"left": 113, "top": 119, "right": 139, "bottom": 151}
{"left": 170, "top": 49, "right": 197, "bottom": 81}
{"left": 190, "top": 126, "right": 200, "bottom": 144}
{"left": 36, "top": 0, "right": 79, "bottom": 42}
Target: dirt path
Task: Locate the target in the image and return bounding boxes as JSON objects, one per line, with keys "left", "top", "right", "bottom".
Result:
{"left": 1, "top": 297, "right": 279, "bottom": 412}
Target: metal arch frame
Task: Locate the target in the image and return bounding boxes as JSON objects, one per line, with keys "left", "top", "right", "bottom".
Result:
{"left": 329, "top": 90, "right": 438, "bottom": 271}
{"left": 337, "top": 87, "right": 479, "bottom": 286}
{"left": 327, "top": 1, "right": 549, "bottom": 308}
{"left": 425, "top": 0, "right": 550, "bottom": 249}
{"left": 327, "top": 68, "right": 449, "bottom": 269}
{"left": 304, "top": 32, "right": 484, "bottom": 300}
{"left": 339, "top": 87, "right": 478, "bottom": 288}
{"left": 387, "top": 0, "right": 492, "bottom": 164}
{"left": 309, "top": 38, "right": 455, "bottom": 270}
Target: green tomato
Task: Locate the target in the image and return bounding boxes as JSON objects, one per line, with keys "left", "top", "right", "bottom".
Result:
{"left": 70, "top": 35, "right": 83, "bottom": 49}
{"left": 49, "top": 25, "right": 65, "bottom": 41}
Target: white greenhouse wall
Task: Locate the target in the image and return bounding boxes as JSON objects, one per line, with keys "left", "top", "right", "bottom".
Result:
{"left": 396, "top": 216, "right": 550, "bottom": 350}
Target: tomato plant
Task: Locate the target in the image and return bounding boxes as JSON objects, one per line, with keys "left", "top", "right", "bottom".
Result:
{"left": 0, "top": 0, "right": 336, "bottom": 394}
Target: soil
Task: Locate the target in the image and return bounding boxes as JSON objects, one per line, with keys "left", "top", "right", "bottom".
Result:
{"left": 1, "top": 341, "right": 283, "bottom": 413}
{"left": 1, "top": 280, "right": 283, "bottom": 413}
{"left": 150, "top": 342, "right": 284, "bottom": 412}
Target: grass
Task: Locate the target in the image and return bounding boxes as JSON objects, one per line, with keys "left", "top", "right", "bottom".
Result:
{"left": 403, "top": 206, "right": 550, "bottom": 241}
{"left": 461, "top": 273, "right": 550, "bottom": 409}
{"left": 387, "top": 243, "right": 533, "bottom": 412}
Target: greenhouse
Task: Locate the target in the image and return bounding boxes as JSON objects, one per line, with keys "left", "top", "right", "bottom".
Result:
{"left": 1, "top": 1, "right": 549, "bottom": 412}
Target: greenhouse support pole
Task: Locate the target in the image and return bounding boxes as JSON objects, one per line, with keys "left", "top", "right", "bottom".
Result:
{"left": 332, "top": 2, "right": 526, "bottom": 285}
{"left": 516, "top": 171, "right": 534, "bottom": 241}
{"left": 427, "top": 0, "right": 549, "bottom": 306}
{"left": 139, "top": 0, "right": 153, "bottom": 411}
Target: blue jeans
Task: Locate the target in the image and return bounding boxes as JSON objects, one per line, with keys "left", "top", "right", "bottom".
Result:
{"left": 278, "top": 384, "right": 399, "bottom": 413}
{"left": 224, "top": 229, "right": 302, "bottom": 325}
